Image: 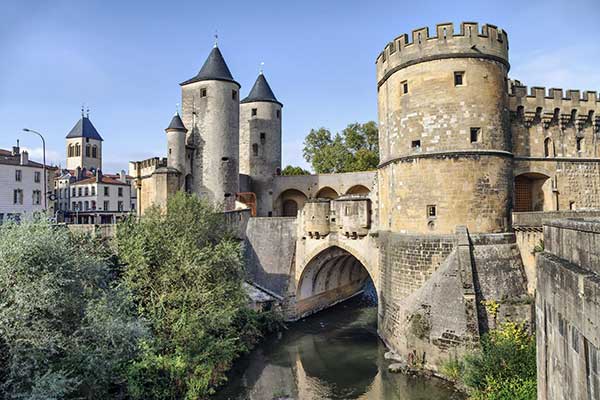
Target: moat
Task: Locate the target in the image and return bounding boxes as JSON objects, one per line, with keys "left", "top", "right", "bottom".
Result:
{"left": 214, "top": 295, "right": 464, "bottom": 400}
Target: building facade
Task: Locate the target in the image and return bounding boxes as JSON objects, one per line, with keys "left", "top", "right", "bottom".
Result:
{"left": 0, "top": 142, "right": 55, "bottom": 223}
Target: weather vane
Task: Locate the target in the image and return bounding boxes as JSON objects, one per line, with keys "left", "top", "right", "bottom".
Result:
{"left": 259, "top": 62, "right": 264, "bottom": 74}
{"left": 175, "top": 103, "right": 180, "bottom": 115}
{"left": 214, "top": 30, "right": 218, "bottom": 48}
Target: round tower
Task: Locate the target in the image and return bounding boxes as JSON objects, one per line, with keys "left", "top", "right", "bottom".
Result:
{"left": 165, "top": 111, "right": 187, "bottom": 185}
{"left": 376, "top": 22, "right": 512, "bottom": 234}
{"left": 240, "top": 71, "right": 283, "bottom": 216}
{"left": 180, "top": 44, "right": 240, "bottom": 210}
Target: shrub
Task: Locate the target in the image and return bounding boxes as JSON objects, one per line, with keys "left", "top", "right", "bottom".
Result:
{"left": 0, "top": 217, "right": 145, "bottom": 399}
{"left": 117, "top": 193, "right": 273, "bottom": 399}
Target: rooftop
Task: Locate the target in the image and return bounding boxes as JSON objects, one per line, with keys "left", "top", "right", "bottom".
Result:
{"left": 180, "top": 46, "right": 239, "bottom": 86}
{"left": 241, "top": 73, "right": 282, "bottom": 106}
{"left": 66, "top": 116, "right": 104, "bottom": 141}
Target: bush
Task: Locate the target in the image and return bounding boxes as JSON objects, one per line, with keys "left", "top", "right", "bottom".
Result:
{"left": 117, "top": 193, "right": 273, "bottom": 399}
{"left": 0, "top": 217, "right": 145, "bottom": 399}
{"left": 460, "top": 322, "right": 536, "bottom": 400}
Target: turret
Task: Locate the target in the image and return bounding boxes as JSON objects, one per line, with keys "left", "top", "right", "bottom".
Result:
{"left": 165, "top": 112, "right": 187, "bottom": 182}
{"left": 180, "top": 44, "right": 240, "bottom": 210}
{"left": 240, "top": 71, "right": 283, "bottom": 216}
{"left": 376, "top": 22, "right": 512, "bottom": 234}
{"left": 65, "top": 111, "right": 103, "bottom": 171}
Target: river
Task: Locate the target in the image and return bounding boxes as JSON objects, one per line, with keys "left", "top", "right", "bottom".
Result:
{"left": 213, "top": 294, "right": 465, "bottom": 400}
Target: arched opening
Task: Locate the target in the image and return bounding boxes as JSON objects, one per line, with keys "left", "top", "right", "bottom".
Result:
{"left": 514, "top": 172, "right": 552, "bottom": 212}
{"left": 315, "top": 186, "right": 339, "bottom": 200}
{"left": 277, "top": 189, "right": 308, "bottom": 217}
{"left": 345, "top": 184, "right": 370, "bottom": 196}
{"left": 296, "top": 246, "right": 376, "bottom": 318}
{"left": 184, "top": 174, "right": 193, "bottom": 193}
{"left": 283, "top": 199, "right": 298, "bottom": 217}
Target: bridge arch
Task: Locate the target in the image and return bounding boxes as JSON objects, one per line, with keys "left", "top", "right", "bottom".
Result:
{"left": 345, "top": 184, "right": 370, "bottom": 196}
{"left": 315, "top": 186, "right": 339, "bottom": 200}
{"left": 296, "top": 244, "right": 377, "bottom": 318}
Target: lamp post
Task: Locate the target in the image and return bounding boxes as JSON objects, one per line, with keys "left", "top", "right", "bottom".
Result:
{"left": 22, "top": 128, "right": 47, "bottom": 211}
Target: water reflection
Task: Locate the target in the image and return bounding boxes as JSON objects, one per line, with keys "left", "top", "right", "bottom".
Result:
{"left": 214, "top": 296, "right": 464, "bottom": 400}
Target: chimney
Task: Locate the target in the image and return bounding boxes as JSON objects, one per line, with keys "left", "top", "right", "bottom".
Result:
{"left": 12, "top": 139, "right": 20, "bottom": 156}
{"left": 119, "top": 170, "right": 126, "bottom": 182}
{"left": 20, "top": 150, "right": 29, "bottom": 165}
{"left": 75, "top": 166, "right": 82, "bottom": 180}
{"left": 96, "top": 169, "right": 102, "bottom": 183}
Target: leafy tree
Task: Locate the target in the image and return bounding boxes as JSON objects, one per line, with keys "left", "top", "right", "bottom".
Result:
{"left": 0, "top": 217, "right": 146, "bottom": 400}
{"left": 281, "top": 165, "right": 310, "bottom": 176}
{"left": 302, "top": 121, "right": 379, "bottom": 173}
{"left": 117, "top": 193, "right": 271, "bottom": 399}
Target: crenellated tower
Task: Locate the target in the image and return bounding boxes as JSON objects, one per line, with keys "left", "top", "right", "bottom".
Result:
{"left": 239, "top": 71, "right": 283, "bottom": 216}
{"left": 376, "top": 22, "right": 512, "bottom": 234}
{"left": 180, "top": 44, "right": 240, "bottom": 210}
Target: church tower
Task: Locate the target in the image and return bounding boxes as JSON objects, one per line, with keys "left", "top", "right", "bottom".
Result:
{"left": 180, "top": 44, "right": 240, "bottom": 210}
{"left": 65, "top": 111, "right": 103, "bottom": 171}
{"left": 240, "top": 71, "right": 282, "bottom": 216}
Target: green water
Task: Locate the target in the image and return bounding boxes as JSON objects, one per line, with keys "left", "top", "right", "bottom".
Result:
{"left": 214, "top": 296, "right": 465, "bottom": 400}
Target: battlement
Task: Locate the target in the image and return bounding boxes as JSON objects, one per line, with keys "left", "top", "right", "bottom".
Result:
{"left": 509, "top": 83, "right": 600, "bottom": 128}
{"left": 376, "top": 22, "right": 509, "bottom": 85}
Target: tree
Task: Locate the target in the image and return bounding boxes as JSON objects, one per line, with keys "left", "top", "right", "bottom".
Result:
{"left": 117, "top": 193, "right": 269, "bottom": 399}
{"left": 302, "top": 121, "right": 379, "bottom": 173}
{"left": 0, "top": 217, "right": 145, "bottom": 400}
{"left": 281, "top": 165, "right": 310, "bottom": 176}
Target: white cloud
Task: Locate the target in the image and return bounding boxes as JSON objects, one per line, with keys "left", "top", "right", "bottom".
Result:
{"left": 22, "top": 146, "right": 62, "bottom": 166}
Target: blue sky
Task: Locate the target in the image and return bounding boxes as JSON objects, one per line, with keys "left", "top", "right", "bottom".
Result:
{"left": 1, "top": 0, "right": 599, "bottom": 173}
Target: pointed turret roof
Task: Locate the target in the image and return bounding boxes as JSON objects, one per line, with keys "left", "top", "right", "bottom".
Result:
{"left": 180, "top": 46, "right": 239, "bottom": 86}
{"left": 241, "top": 73, "right": 282, "bottom": 106}
{"left": 165, "top": 113, "right": 187, "bottom": 132}
{"left": 66, "top": 116, "right": 103, "bottom": 141}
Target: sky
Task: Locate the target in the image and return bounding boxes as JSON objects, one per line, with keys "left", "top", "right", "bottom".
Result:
{"left": 1, "top": 0, "right": 599, "bottom": 173}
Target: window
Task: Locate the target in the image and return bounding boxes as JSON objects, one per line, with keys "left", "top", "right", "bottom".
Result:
{"left": 200, "top": 88, "right": 207, "bottom": 97}
{"left": 72, "top": 188, "right": 76, "bottom": 197}
{"left": 91, "top": 186, "right": 96, "bottom": 196}
{"left": 91, "top": 201, "right": 96, "bottom": 210}
{"left": 118, "top": 187, "right": 123, "bottom": 197}
{"left": 260, "top": 132, "right": 266, "bottom": 144}
{"left": 276, "top": 110, "right": 281, "bottom": 119}
{"left": 544, "top": 138, "right": 554, "bottom": 158}
{"left": 232, "top": 90, "right": 237, "bottom": 100}
{"left": 32, "top": 190, "right": 41, "bottom": 205}
{"left": 78, "top": 187, "right": 82, "bottom": 196}
{"left": 427, "top": 205, "right": 437, "bottom": 218}
{"left": 251, "top": 108, "right": 257, "bottom": 116}
{"left": 68, "top": 144, "right": 74, "bottom": 157}
{"left": 85, "top": 145, "right": 91, "bottom": 157}
{"left": 118, "top": 201, "right": 124, "bottom": 211}
{"left": 104, "top": 186, "right": 109, "bottom": 196}
{"left": 401, "top": 80, "right": 408, "bottom": 94}
{"left": 470, "top": 127, "right": 481, "bottom": 143}
{"left": 78, "top": 201, "right": 82, "bottom": 211}
{"left": 454, "top": 71, "right": 465, "bottom": 86}
{"left": 252, "top": 143, "right": 259, "bottom": 156}
{"left": 15, "top": 170, "right": 22, "bottom": 182}
{"left": 92, "top": 146, "right": 97, "bottom": 158}
{"left": 13, "top": 189, "right": 23, "bottom": 205}
{"left": 577, "top": 137, "right": 583, "bottom": 152}
{"left": 84, "top": 187, "right": 89, "bottom": 196}
{"left": 103, "top": 200, "right": 109, "bottom": 210}
{"left": 84, "top": 201, "right": 89, "bottom": 211}
{"left": 75, "top": 143, "right": 80, "bottom": 157}
{"left": 569, "top": 201, "right": 576, "bottom": 210}
{"left": 411, "top": 140, "right": 421, "bottom": 149}
{"left": 34, "top": 171, "right": 41, "bottom": 183}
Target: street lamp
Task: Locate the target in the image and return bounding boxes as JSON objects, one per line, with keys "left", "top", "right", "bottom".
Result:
{"left": 22, "top": 128, "right": 47, "bottom": 211}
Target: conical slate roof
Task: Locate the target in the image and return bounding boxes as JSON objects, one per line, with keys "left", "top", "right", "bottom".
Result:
{"left": 66, "top": 116, "right": 103, "bottom": 141}
{"left": 241, "top": 73, "right": 282, "bottom": 106}
{"left": 180, "top": 46, "right": 239, "bottom": 86}
{"left": 165, "top": 113, "right": 187, "bottom": 132}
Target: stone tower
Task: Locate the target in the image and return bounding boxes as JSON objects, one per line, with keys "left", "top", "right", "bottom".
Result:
{"left": 65, "top": 113, "right": 103, "bottom": 171}
{"left": 376, "top": 22, "right": 512, "bottom": 234}
{"left": 240, "top": 72, "right": 283, "bottom": 216}
{"left": 180, "top": 44, "right": 240, "bottom": 210}
{"left": 165, "top": 111, "right": 187, "bottom": 189}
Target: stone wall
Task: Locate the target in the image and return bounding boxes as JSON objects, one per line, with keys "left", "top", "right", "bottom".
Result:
{"left": 536, "top": 218, "right": 600, "bottom": 400}
{"left": 243, "top": 217, "right": 297, "bottom": 298}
